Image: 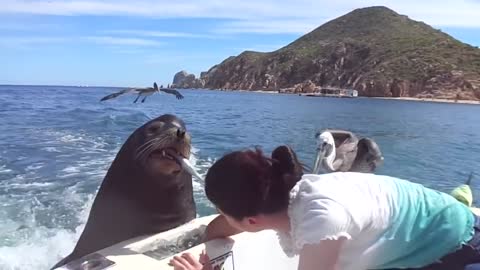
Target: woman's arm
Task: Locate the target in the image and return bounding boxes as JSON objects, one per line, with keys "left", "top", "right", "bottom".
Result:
{"left": 169, "top": 215, "right": 242, "bottom": 269}
{"left": 297, "top": 238, "right": 346, "bottom": 270}
{"left": 204, "top": 215, "right": 243, "bottom": 242}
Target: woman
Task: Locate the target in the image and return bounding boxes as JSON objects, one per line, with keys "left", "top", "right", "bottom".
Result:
{"left": 170, "top": 146, "right": 480, "bottom": 270}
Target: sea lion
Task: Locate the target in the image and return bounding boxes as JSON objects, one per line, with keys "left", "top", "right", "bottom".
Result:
{"left": 51, "top": 114, "right": 196, "bottom": 269}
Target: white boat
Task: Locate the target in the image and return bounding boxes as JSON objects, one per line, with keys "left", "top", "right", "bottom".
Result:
{"left": 55, "top": 214, "right": 299, "bottom": 270}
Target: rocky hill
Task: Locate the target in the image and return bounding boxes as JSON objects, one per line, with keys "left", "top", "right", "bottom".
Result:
{"left": 173, "top": 6, "right": 480, "bottom": 100}
{"left": 171, "top": 70, "right": 205, "bottom": 89}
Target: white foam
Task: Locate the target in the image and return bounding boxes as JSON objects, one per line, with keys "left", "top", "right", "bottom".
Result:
{"left": 0, "top": 128, "right": 114, "bottom": 270}
{"left": 10, "top": 175, "right": 25, "bottom": 181}
{"left": 59, "top": 135, "right": 84, "bottom": 143}
{"left": 0, "top": 165, "right": 12, "bottom": 174}
{"left": 0, "top": 190, "right": 95, "bottom": 270}
{"left": 187, "top": 147, "right": 217, "bottom": 208}
{"left": 43, "top": 147, "right": 60, "bottom": 153}
{"left": 43, "top": 130, "right": 110, "bottom": 150}
{"left": 25, "top": 164, "right": 45, "bottom": 171}
{"left": 188, "top": 146, "right": 212, "bottom": 191}
{"left": 7, "top": 182, "right": 53, "bottom": 188}
{"left": 0, "top": 141, "right": 212, "bottom": 270}
{"left": 61, "top": 166, "right": 80, "bottom": 173}
{"left": 0, "top": 228, "right": 81, "bottom": 270}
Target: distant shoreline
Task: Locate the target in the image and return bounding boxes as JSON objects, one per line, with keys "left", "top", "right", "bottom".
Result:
{"left": 371, "top": 96, "right": 480, "bottom": 105}
{"left": 2, "top": 85, "right": 479, "bottom": 105}
{"left": 215, "top": 89, "right": 480, "bottom": 104}
{"left": 217, "top": 89, "right": 280, "bottom": 94}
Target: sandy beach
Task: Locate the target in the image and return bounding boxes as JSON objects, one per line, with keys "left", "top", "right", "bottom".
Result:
{"left": 372, "top": 96, "right": 480, "bottom": 105}
{"left": 209, "top": 89, "right": 480, "bottom": 104}
{"left": 223, "top": 89, "right": 280, "bottom": 94}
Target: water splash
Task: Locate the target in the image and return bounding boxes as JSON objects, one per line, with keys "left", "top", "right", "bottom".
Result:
{"left": 0, "top": 190, "right": 94, "bottom": 270}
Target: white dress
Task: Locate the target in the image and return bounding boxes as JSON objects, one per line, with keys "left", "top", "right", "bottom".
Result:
{"left": 276, "top": 172, "right": 475, "bottom": 270}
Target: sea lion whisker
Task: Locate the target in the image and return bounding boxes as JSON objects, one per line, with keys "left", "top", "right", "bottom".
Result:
{"left": 135, "top": 135, "right": 169, "bottom": 155}
{"left": 138, "top": 142, "right": 165, "bottom": 161}
{"left": 136, "top": 142, "right": 159, "bottom": 161}
{"left": 136, "top": 137, "right": 160, "bottom": 153}
{"left": 135, "top": 138, "right": 161, "bottom": 160}
{"left": 150, "top": 137, "right": 175, "bottom": 154}
{"left": 136, "top": 136, "right": 172, "bottom": 161}
{"left": 135, "top": 144, "right": 155, "bottom": 161}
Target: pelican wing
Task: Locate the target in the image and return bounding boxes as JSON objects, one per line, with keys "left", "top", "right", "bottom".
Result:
{"left": 159, "top": 88, "right": 184, "bottom": 100}
{"left": 326, "top": 130, "right": 357, "bottom": 151}
{"left": 328, "top": 129, "right": 359, "bottom": 171}
{"left": 350, "top": 137, "right": 384, "bottom": 173}
{"left": 100, "top": 88, "right": 138, "bottom": 101}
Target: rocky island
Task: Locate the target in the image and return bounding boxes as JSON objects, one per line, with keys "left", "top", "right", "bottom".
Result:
{"left": 171, "top": 6, "right": 480, "bottom": 101}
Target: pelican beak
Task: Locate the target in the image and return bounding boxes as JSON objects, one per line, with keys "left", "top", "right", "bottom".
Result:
{"left": 312, "top": 141, "right": 332, "bottom": 174}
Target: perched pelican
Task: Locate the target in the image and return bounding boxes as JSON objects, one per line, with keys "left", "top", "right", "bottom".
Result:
{"left": 100, "top": 82, "right": 184, "bottom": 103}
{"left": 312, "top": 129, "right": 384, "bottom": 174}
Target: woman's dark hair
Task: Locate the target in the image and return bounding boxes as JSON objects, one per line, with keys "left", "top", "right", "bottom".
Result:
{"left": 205, "top": 145, "right": 304, "bottom": 220}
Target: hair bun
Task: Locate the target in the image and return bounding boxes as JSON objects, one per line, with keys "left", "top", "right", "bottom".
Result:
{"left": 271, "top": 145, "right": 303, "bottom": 190}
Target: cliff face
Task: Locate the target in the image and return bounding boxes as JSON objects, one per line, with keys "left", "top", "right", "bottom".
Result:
{"left": 171, "top": 70, "right": 205, "bottom": 89}
{"left": 179, "top": 6, "right": 480, "bottom": 99}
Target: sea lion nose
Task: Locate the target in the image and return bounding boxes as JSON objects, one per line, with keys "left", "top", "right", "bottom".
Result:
{"left": 177, "top": 128, "right": 186, "bottom": 138}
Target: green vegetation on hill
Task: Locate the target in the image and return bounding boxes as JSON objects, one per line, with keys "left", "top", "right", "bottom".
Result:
{"left": 197, "top": 6, "right": 480, "bottom": 99}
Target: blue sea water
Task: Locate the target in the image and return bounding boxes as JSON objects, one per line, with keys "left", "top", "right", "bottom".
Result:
{"left": 0, "top": 85, "right": 479, "bottom": 269}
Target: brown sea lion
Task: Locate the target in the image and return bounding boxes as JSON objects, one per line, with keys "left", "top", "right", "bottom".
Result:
{"left": 51, "top": 114, "right": 196, "bottom": 269}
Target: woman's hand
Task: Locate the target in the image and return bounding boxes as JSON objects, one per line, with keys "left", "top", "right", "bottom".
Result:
{"left": 169, "top": 251, "right": 212, "bottom": 270}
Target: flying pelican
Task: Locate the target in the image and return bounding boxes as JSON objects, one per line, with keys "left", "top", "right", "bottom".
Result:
{"left": 312, "top": 129, "right": 384, "bottom": 174}
{"left": 100, "top": 82, "right": 184, "bottom": 103}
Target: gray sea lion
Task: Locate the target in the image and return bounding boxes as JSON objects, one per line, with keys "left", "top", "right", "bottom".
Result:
{"left": 51, "top": 114, "right": 196, "bottom": 269}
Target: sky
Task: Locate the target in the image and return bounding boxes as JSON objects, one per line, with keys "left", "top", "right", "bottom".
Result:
{"left": 1, "top": 0, "right": 480, "bottom": 87}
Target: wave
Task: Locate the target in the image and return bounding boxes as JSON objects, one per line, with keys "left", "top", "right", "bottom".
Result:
{"left": 0, "top": 143, "right": 212, "bottom": 270}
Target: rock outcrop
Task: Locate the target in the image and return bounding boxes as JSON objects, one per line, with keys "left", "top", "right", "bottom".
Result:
{"left": 174, "top": 6, "right": 480, "bottom": 100}
{"left": 171, "top": 70, "right": 205, "bottom": 89}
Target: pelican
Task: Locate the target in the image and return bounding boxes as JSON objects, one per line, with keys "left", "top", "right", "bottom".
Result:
{"left": 312, "top": 129, "right": 384, "bottom": 174}
{"left": 100, "top": 82, "right": 184, "bottom": 103}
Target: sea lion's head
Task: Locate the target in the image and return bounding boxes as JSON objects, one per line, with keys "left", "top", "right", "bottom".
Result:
{"left": 133, "top": 114, "right": 191, "bottom": 178}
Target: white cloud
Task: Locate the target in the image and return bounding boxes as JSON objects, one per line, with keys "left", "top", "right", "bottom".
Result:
{"left": 84, "top": 36, "right": 163, "bottom": 46}
{"left": 145, "top": 53, "right": 216, "bottom": 65}
{"left": 105, "top": 30, "right": 215, "bottom": 38}
{"left": 0, "top": 36, "right": 69, "bottom": 45}
{"left": 0, "top": 22, "right": 61, "bottom": 31}
{"left": 235, "top": 44, "right": 287, "bottom": 52}
{"left": 0, "top": 0, "right": 479, "bottom": 34}
{"left": 0, "top": 35, "right": 163, "bottom": 48}
{"left": 214, "top": 19, "right": 319, "bottom": 34}
{"left": 110, "top": 48, "right": 147, "bottom": 54}
{"left": 0, "top": 36, "right": 69, "bottom": 50}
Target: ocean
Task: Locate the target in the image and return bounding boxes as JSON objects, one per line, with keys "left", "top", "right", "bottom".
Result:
{"left": 0, "top": 85, "right": 479, "bottom": 269}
